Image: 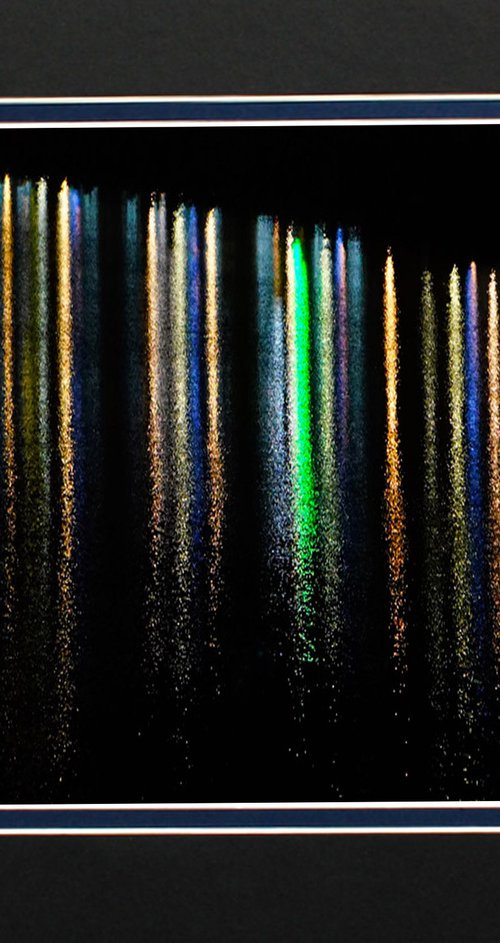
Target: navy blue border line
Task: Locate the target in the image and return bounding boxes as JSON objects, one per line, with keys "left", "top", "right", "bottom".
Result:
{"left": 1, "top": 98, "right": 500, "bottom": 123}
{"left": 0, "top": 806, "right": 500, "bottom": 831}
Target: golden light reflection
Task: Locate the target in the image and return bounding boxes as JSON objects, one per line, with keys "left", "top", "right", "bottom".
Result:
{"left": 383, "top": 252, "right": 408, "bottom": 675}
{"left": 55, "top": 179, "right": 76, "bottom": 763}
{"left": 2, "top": 175, "right": 16, "bottom": 632}
{"left": 145, "top": 199, "right": 168, "bottom": 678}
{"left": 170, "top": 206, "right": 192, "bottom": 680}
{"left": 205, "top": 208, "right": 225, "bottom": 651}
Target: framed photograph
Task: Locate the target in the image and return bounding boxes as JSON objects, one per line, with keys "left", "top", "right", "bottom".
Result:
{"left": 0, "top": 97, "right": 500, "bottom": 846}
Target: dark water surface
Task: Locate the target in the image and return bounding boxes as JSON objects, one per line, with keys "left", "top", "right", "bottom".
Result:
{"left": 1, "top": 163, "right": 500, "bottom": 801}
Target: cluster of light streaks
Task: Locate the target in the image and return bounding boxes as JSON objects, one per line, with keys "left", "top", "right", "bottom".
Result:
{"left": 6, "top": 170, "right": 500, "bottom": 800}
{"left": 142, "top": 200, "right": 228, "bottom": 719}
{"left": 383, "top": 252, "right": 408, "bottom": 678}
{"left": 0, "top": 175, "right": 106, "bottom": 793}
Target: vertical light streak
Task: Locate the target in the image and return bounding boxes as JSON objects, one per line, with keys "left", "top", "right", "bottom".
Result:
{"left": 18, "top": 183, "right": 33, "bottom": 462}
{"left": 187, "top": 206, "right": 204, "bottom": 559}
{"left": 145, "top": 198, "right": 168, "bottom": 678}
{"left": 69, "top": 188, "right": 84, "bottom": 508}
{"left": 344, "top": 231, "right": 369, "bottom": 634}
{"left": 81, "top": 188, "right": 100, "bottom": 476}
{"left": 170, "top": 205, "right": 193, "bottom": 683}
{"left": 123, "top": 194, "right": 144, "bottom": 477}
{"left": 35, "top": 181, "right": 50, "bottom": 519}
{"left": 465, "top": 263, "right": 486, "bottom": 664}
{"left": 124, "top": 196, "right": 140, "bottom": 373}
{"left": 56, "top": 179, "right": 76, "bottom": 764}
{"left": 256, "top": 216, "right": 290, "bottom": 621}
{"left": 205, "top": 208, "right": 225, "bottom": 650}
{"left": 14, "top": 179, "right": 52, "bottom": 777}
{"left": 346, "top": 232, "right": 366, "bottom": 507}
{"left": 22, "top": 182, "right": 51, "bottom": 636}
{"left": 0, "top": 173, "right": 19, "bottom": 772}
{"left": 487, "top": 271, "right": 500, "bottom": 667}
{"left": 335, "top": 229, "right": 349, "bottom": 475}
{"left": 447, "top": 266, "right": 474, "bottom": 729}
{"left": 2, "top": 175, "right": 16, "bottom": 635}
{"left": 421, "top": 272, "right": 447, "bottom": 741}
{"left": 273, "top": 215, "right": 283, "bottom": 299}
{"left": 383, "top": 252, "right": 408, "bottom": 678}
{"left": 312, "top": 225, "right": 342, "bottom": 662}
{"left": 465, "top": 264, "right": 481, "bottom": 492}
{"left": 286, "top": 227, "right": 316, "bottom": 664}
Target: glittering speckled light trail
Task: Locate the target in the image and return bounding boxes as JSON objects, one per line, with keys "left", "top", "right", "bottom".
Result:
{"left": 0, "top": 172, "right": 500, "bottom": 801}
{"left": 383, "top": 252, "right": 408, "bottom": 684}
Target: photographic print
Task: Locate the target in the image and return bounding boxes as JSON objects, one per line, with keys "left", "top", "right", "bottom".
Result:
{"left": 0, "top": 111, "right": 500, "bottom": 818}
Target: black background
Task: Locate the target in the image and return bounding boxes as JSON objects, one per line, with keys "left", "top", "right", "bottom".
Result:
{"left": 3, "top": 0, "right": 500, "bottom": 938}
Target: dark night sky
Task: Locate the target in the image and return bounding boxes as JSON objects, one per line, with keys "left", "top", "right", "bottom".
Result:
{"left": 1, "top": 126, "right": 499, "bottom": 267}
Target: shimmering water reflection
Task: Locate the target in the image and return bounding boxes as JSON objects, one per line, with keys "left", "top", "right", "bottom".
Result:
{"left": 0, "top": 177, "right": 500, "bottom": 800}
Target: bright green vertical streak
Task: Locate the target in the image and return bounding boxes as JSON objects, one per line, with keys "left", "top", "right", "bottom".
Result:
{"left": 291, "top": 237, "right": 316, "bottom": 660}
